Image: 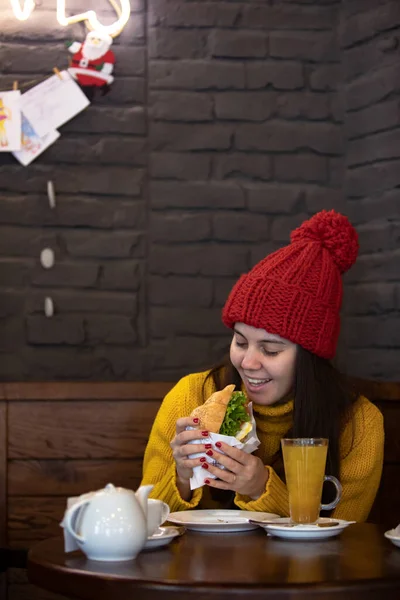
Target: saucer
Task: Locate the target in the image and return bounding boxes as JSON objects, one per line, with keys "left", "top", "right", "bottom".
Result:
{"left": 251, "top": 517, "right": 355, "bottom": 540}
{"left": 384, "top": 529, "right": 400, "bottom": 548}
{"left": 143, "top": 526, "right": 183, "bottom": 550}
{"left": 168, "top": 510, "right": 279, "bottom": 533}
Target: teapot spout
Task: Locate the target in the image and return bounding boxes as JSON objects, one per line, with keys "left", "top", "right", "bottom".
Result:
{"left": 135, "top": 484, "right": 154, "bottom": 518}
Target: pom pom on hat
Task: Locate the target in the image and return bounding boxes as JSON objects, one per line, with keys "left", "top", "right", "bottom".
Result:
{"left": 222, "top": 209, "right": 359, "bottom": 359}
{"left": 290, "top": 210, "right": 359, "bottom": 274}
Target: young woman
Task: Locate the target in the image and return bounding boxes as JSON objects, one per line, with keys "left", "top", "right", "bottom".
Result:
{"left": 141, "top": 210, "right": 384, "bottom": 522}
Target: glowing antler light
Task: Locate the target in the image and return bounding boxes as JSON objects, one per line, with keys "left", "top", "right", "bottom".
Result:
{"left": 10, "top": 0, "right": 35, "bottom": 21}
{"left": 57, "top": 0, "right": 131, "bottom": 38}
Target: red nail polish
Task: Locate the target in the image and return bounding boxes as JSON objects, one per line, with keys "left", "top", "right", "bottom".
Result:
{"left": 205, "top": 444, "right": 212, "bottom": 449}
{"left": 200, "top": 457, "right": 206, "bottom": 463}
{"left": 216, "top": 442, "right": 222, "bottom": 448}
{"left": 204, "top": 479, "right": 210, "bottom": 484}
{"left": 193, "top": 418, "right": 199, "bottom": 424}
{"left": 202, "top": 463, "right": 209, "bottom": 470}
{"left": 206, "top": 450, "right": 213, "bottom": 456}
{"left": 201, "top": 431, "right": 209, "bottom": 437}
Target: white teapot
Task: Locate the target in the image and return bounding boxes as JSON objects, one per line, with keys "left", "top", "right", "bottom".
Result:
{"left": 63, "top": 483, "right": 166, "bottom": 561}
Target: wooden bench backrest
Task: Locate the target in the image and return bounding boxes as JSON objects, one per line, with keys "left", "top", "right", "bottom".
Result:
{"left": 0, "top": 379, "right": 399, "bottom": 549}
{"left": 0, "top": 382, "right": 171, "bottom": 550}
{"left": 353, "top": 379, "right": 400, "bottom": 526}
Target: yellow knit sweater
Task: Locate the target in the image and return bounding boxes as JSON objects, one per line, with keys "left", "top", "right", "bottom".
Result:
{"left": 141, "top": 370, "right": 384, "bottom": 522}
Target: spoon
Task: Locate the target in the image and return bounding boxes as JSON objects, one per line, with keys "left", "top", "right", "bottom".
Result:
{"left": 249, "top": 520, "right": 341, "bottom": 528}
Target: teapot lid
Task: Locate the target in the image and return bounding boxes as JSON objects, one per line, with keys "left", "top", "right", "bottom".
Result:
{"left": 104, "top": 483, "right": 117, "bottom": 493}
{"left": 103, "top": 483, "right": 132, "bottom": 494}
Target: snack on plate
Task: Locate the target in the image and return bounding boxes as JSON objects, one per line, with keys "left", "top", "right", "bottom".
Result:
{"left": 190, "top": 384, "right": 252, "bottom": 442}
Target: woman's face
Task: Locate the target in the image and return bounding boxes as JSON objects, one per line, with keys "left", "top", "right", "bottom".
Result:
{"left": 230, "top": 323, "right": 297, "bottom": 406}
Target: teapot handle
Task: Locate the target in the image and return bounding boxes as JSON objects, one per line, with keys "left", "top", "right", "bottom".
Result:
{"left": 64, "top": 499, "right": 90, "bottom": 544}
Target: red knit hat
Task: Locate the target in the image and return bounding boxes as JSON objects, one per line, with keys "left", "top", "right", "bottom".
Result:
{"left": 222, "top": 210, "right": 359, "bottom": 359}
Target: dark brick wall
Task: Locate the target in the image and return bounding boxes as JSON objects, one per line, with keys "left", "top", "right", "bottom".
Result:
{"left": 0, "top": 0, "right": 398, "bottom": 382}
{"left": 147, "top": 0, "right": 344, "bottom": 381}
{"left": 0, "top": 0, "right": 148, "bottom": 380}
{"left": 339, "top": 0, "right": 400, "bottom": 380}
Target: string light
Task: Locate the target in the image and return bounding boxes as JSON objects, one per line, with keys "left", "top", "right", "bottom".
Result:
{"left": 9, "top": 0, "right": 35, "bottom": 21}
{"left": 57, "top": 0, "right": 130, "bottom": 37}
{"left": 9, "top": 1, "right": 131, "bottom": 37}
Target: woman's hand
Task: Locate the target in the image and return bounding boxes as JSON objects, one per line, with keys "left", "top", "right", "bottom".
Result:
{"left": 170, "top": 417, "right": 209, "bottom": 500}
{"left": 203, "top": 442, "right": 269, "bottom": 499}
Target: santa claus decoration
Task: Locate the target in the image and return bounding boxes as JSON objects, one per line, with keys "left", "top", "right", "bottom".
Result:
{"left": 67, "top": 30, "right": 116, "bottom": 101}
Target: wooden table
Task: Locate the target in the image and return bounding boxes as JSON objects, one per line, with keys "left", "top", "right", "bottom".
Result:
{"left": 28, "top": 524, "right": 400, "bottom": 600}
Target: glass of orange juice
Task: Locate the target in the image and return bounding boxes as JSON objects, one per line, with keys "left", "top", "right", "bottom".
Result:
{"left": 281, "top": 438, "right": 342, "bottom": 525}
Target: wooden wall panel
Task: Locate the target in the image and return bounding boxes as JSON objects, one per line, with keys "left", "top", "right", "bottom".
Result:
{"left": 1, "top": 573, "right": 6, "bottom": 600}
{"left": 8, "top": 459, "right": 144, "bottom": 496}
{"left": 8, "top": 497, "right": 66, "bottom": 547}
{"left": 8, "top": 401, "right": 160, "bottom": 459}
{"left": 375, "top": 402, "right": 400, "bottom": 463}
{"left": 0, "top": 382, "right": 173, "bottom": 401}
{"left": 353, "top": 379, "right": 400, "bottom": 402}
{"left": 368, "top": 464, "right": 400, "bottom": 529}
{"left": 0, "top": 401, "right": 7, "bottom": 600}
{"left": 0, "top": 402, "right": 7, "bottom": 546}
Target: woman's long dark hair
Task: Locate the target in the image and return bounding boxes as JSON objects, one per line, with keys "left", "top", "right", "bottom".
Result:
{"left": 204, "top": 345, "right": 357, "bottom": 495}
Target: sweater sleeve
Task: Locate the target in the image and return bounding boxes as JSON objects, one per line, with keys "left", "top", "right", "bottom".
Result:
{"left": 332, "top": 398, "right": 384, "bottom": 522}
{"left": 234, "top": 467, "right": 289, "bottom": 516}
{"left": 140, "top": 375, "right": 204, "bottom": 512}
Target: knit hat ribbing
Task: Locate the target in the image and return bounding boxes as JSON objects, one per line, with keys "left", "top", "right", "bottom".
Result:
{"left": 222, "top": 210, "right": 359, "bottom": 359}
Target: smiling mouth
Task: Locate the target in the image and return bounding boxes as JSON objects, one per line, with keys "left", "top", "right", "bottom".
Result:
{"left": 246, "top": 377, "right": 272, "bottom": 386}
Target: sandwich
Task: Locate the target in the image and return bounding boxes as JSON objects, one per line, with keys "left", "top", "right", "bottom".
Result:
{"left": 190, "top": 384, "right": 252, "bottom": 442}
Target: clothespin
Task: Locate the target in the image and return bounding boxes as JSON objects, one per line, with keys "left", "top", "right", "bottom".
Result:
{"left": 44, "top": 297, "right": 54, "bottom": 318}
{"left": 13, "top": 81, "right": 18, "bottom": 91}
{"left": 47, "top": 180, "right": 56, "bottom": 209}
{"left": 53, "top": 67, "right": 63, "bottom": 80}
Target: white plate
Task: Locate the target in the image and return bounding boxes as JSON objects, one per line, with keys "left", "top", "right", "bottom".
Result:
{"left": 251, "top": 517, "right": 355, "bottom": 540}
{"left": 167, "top": 510, "right": 280, "bottom": 533}
{"left": 384, "top": 529, "right": 400, "bottom": 548}
{"left": 143, "top": 526, "right": 182, "bottom": 550}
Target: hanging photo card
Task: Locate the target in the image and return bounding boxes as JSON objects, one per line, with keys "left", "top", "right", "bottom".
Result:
{"left": 12, "top": 114, "right": 60, "bottom": 166}
{"left": 0, "top": 90, "right": 22, "bottom": 152}
{"left": 20, "top": 70, "right": 90, "bottom": 138}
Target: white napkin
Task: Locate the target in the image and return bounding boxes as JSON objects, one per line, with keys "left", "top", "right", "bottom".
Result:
{"left": 188, "top": 402, "right": 260, "bottom": 490}
{"left": 60, "top": 492, "right": 95, "bottom": 552}
{"left": 393, "top": 524, "right": 400, "bottom": 536}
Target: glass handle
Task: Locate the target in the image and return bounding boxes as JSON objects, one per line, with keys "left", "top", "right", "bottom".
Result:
{"left": 321, "top": 475, "right": 342, "bottom": 511}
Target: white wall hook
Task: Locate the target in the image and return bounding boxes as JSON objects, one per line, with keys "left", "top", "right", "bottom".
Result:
{"left": 47, "top": 180, "right": 56, "bottom": 209}
{"left": 44, "top": 297, "right": 54, "bottom": 317}
{"left": 40, "top": 248, "right": 55, "bottom": 269}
